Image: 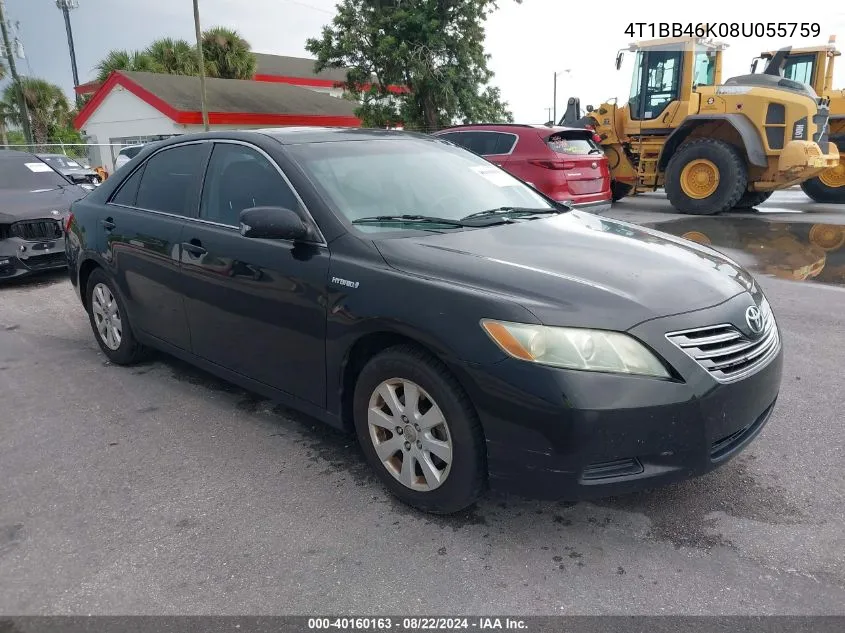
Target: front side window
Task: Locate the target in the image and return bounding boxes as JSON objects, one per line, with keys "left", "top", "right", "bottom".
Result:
{"left": 287, "top": 138, "right": 554, "bottom": 232}
{"left": 630, "top": 48, "right": 683, "bottom": 120}
{"left": 200, "top": 143, "right": 300, "bottom": 227}
{"left": 135, "top": 143, "right": 209, "bottom": 216}
{"left": 782, "top": 54, "right": 816, "bottom": 86}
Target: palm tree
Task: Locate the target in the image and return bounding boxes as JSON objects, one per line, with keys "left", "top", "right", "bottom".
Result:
{"left": 201, "top": 27, "right": 257, "bottom": 80}
{"left": 145, "top": 38, "right": 199, "bottom": 75}
{"left": 0, "top": 59, "right": 6, "bottom": 81}
{"left": 2, "top": 78, "right": 71, "bottom": 144}
{"left": 94, "top": 49, "right": 157, "bottom": 84}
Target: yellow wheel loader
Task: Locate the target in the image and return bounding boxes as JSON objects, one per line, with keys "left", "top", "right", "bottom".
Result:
{"left": 752, "top": 36, "right": 845, "bottom": 203}
{"left": 562, "top": 36, "right": 840, "bottom": 215}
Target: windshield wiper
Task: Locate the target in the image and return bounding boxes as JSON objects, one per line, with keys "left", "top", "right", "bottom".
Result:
{"left": 352, "top": 214, "right": 467, "bottom": 227}
{"left": 461, "top": 206, "right": 564, "bottom": 222}
{"left": 588, "top": 148, "right": 604, "bottom": 155}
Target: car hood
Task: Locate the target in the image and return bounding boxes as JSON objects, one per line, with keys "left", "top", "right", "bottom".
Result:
{"left": 374, "top": 211, "right": 758, "bottom": 330}
{"left": 0, "top": 186, "right": 88, "bottom": 223}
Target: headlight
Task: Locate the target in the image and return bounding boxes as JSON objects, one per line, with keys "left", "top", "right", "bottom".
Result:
{"left": 480, "top": 319, "right": 670, "bottom": 378}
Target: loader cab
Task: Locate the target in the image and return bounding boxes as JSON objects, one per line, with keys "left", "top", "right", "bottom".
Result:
{"left": 624, "top": 38, "right": 724, "bottom": 131}
{"left": 755, "top": 40, "right": 839, "bottom": 95}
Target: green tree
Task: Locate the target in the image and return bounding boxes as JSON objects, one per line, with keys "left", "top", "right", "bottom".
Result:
{"left": 145, "top": 37, "right": 199, "bottom": 75}
{"left": 94, "top": 49, "right": 157, "bottom": 84}
{"left": 305, "top": 0, "right": 514, "bottom": 130}
{"left": 1, "top": 78, "right": 72, "bottom": 144}
{"left": 201, "top": 27, "right": 257, "bottom": 79}
{"left": 0, "top": 58, "right": 6, "bottom": 81}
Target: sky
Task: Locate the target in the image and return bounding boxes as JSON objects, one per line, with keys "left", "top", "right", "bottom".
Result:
{"left": 2, "top": 0, "right": 845, "bottom": 123}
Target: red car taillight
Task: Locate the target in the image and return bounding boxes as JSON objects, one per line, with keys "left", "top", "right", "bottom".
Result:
{"left": 529, "top": 159, "right": 577, "bottom": 170}
{"left": 64, "top": 212, "right": 74, "bottom": 233}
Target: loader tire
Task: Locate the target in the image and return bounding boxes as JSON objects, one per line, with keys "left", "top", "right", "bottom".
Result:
{"left": 611, "top": 181, "right": 633, "bottom": 202}
{"left": 799, "top": 152, "right": 845, "bottom": 203}
{"left": 733, "top": 190, "right": 773, "bottom": 209}
{"left": 665, "top": 138, "right": 748, "bottom": 215}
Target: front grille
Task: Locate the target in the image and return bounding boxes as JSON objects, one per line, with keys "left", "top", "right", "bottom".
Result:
{"left": 666, "top": 299, "right": 779, "bottom": 383}
{"left": 582, "top": 458, "right": 643, "bottom": 481}
{"left": 23, "top": 252, "right": 66, "bottom": 270}
{"left": 10, "top": 219, "right": 63, "bottom": 241}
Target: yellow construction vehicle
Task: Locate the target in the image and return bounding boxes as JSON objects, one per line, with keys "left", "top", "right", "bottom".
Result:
{"left": 752, "top": 36, "right": 845, "bottom": 203}
{"left": 562, "top": 36, "right": 840, "bottom": 214}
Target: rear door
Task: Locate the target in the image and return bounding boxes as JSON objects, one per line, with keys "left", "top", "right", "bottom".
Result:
{"left": 543, "top": 130, "right": 610, "bottom": 197}
{"left": 103, "top": 141, "right": 210, "bottom": 350}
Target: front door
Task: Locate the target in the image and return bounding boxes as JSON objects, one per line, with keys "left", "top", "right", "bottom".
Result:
{"left": 180, "top": 141, "right": 330, "bottom": 406}
{"left": 103, "top": 142, "right": 210, "bottom": 350}
{"left": 626, "top": 47, "right": 683, "bottom": 131}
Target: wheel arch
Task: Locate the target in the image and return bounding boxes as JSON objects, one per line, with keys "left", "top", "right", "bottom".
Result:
{"left": 658, "top": 115, "right": 767, "bottom": 171}
{"left": 338, "top": 330, "right": 478, "bottom": 434}
{"left": 77, "top": 256, "right": 105, "bottom": 309}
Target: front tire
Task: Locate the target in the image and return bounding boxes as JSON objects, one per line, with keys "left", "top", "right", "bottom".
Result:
{"left": 353, "top": 345, "right": 486, "bottom": 514}
{"left": 665, "top": 138, "right": 748, "bottom": 214}
{"left": 611, "top": 181, "right": 633, "bottom": 202}
{"left": 86, "top": 268, "right": 146, "bottom": 365}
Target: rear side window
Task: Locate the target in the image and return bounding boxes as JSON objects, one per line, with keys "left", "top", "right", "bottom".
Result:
{"left": 135, "top": 143, "right": 209, "bottom": 216}
{"left": 437, "top": 131, "right": 516, "bottom": 156}
{"left": 110, "top": 167, "right": 144, "bottom": 206}
{"left": 545, "top": 132, "right": 600, "bottom": 156}
{"left": 462, "top": 132, "right": 517, "bottom": 156}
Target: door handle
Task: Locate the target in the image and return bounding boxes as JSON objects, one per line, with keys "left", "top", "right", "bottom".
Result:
{"left": 181, "top": 240, "right": 207, "bottom": 256}
{"left": 101, "top": 218, "right": 115, "bottom": 231}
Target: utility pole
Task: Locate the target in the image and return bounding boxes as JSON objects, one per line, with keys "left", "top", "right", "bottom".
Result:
{"left": 552, "top": 69, "right": 571, "bottom": 124}
{"left": 56, "top": 0, "right": 81, "bottom": 107}
{"left": 0, "top": 0, "right": 32, "bottom": 144}
{"left": 192, "top": 0, "right": 210, "bottom": 131}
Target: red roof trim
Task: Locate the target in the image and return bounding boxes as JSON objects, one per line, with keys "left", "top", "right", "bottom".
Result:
{"left": 74, "top": 71, "right": 361, "bottom": 129}
{"left": 254, "top": 73, "right": 409, "bottom": 94}
{"left": 75, "top": 81, "right": 101, "bottom": 95}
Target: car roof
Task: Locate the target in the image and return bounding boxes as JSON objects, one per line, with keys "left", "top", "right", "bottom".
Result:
{"left": 435, "top": 123, "right": 587, "bottom": 134}
{"left": 133, "top": 128, "right": 434, "bottom": 151}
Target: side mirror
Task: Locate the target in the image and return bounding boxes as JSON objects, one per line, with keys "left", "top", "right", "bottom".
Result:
{"left": 615, "top": 51, "right": 624, "bottom": 70}
{"left": 239, "top": 206, "right": 308, "bottom": 241}
{"left": 751, "top": 59, "right": 759, "bottom": 74}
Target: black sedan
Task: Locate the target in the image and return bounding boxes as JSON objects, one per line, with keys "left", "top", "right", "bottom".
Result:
{"left": 65, "top": 129, "right": 783, "bottom": 514}
{"left": 1, "top": 150, "right": 90, "bottom": 281}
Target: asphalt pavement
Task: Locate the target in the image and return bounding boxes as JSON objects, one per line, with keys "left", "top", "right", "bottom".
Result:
{"left": 1, "top": 190, "right": 844, "bottom": 615}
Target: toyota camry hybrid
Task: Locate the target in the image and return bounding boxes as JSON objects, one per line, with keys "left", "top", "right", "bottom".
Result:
{"left": 65, "top": 128, "right": 783, "bottom": 514}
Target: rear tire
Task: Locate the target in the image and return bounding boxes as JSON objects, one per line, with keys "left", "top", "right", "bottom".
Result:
{"left": 611, "top": 181, "right": 632, "bottom": 202}
{"left": 353, "top": 345, "right": 486, "bottom": 514}
{"left": 733, "top": 190, "right": 773, "bottom": 209}
{"left": 799, "top": 152, "right": 845, "bottom": 203}
{"left": 665, "top": 138, "right": 748, "bottom": 215}
{"left": 86, "top": 268, "right": 147, "bottom": 365}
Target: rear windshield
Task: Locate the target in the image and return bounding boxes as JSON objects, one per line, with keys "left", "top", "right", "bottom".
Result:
{"left": 545, "top": 132, "right": 601, "bottom": 156}
{"left": 0, "top": 156, "right": 69, "bottom": 190}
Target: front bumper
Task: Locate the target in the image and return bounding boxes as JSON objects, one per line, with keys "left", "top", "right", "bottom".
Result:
{"left": 451, "top": 293, "right": 783, "bottom": 500}
{"left": 0, "top": 238, "right": 67, "bottom": 280}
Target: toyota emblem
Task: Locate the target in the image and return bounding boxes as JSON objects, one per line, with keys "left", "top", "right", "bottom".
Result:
{"left": 745, "top": 305, "right": 764, "bottom": 335}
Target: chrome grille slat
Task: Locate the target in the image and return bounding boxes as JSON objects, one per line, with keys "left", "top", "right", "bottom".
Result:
{"left": 665, "top": 299, "right": 779, "bottom": 384}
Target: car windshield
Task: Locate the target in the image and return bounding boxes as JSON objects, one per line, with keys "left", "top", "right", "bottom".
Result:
{"left": 286, "top": 138, "right": 555, "bottom": 232}
{"left": 121, "top": 146, "right": 142, "bottom": 158}
{"left": 0, "top": 155, "right": 70, "bottom": 191}
{"left": 41, "top": 155, "right": 82, "bottom": 169}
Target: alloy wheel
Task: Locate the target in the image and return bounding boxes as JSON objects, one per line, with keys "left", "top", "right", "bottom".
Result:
{"left": 367, "top": 378, "right": 453, "bottom": 491}
{"left": 91, "top": 283, "right": 122, "bottom": 351}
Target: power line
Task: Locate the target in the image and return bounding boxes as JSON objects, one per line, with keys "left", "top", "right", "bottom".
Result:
{"left": 280, "top": 0, "right": 334, "bottom": 15}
